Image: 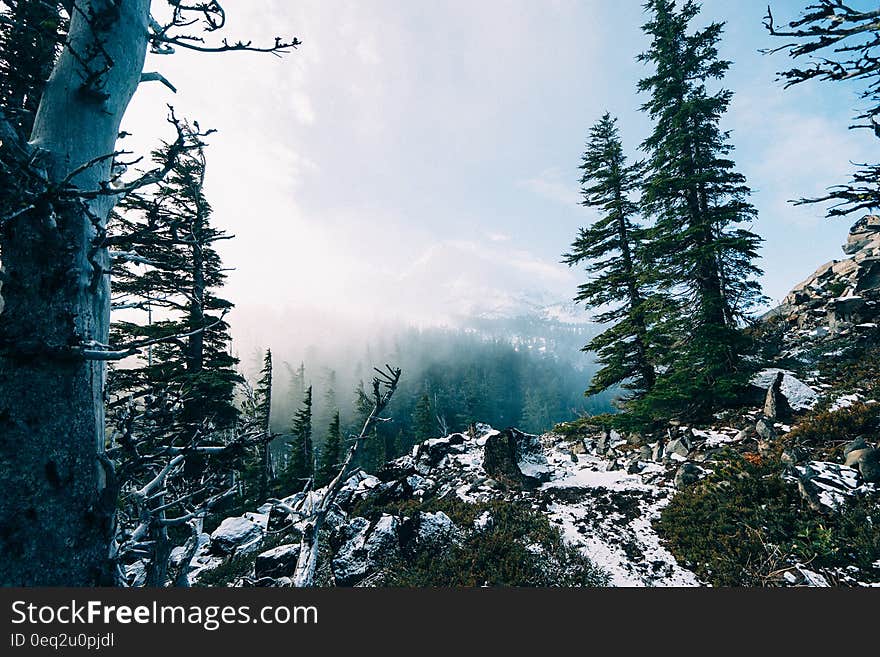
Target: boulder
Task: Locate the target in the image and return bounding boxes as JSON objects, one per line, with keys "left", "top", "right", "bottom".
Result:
{"left": 843, "top": 437, "right": 869, "bottom": 458}
{"left": 210, "top": 516, "right": 263, "bottom": 555}
{"left": 332, "top": 514, "right": 401, "bottom": 586}
{"left": 674, "top": 463, "right": 702, "bottom": 489}
{"left": 666, "top": 437, "right": 691, "bottom": 458}
{"left": 483, "top": 428, "right": 552, "bottom": 488}
{"left": 255, "top": 543, "right": 300, "bottom": 579}
{"left": 763, "top": 371, "right": 793, "bottom": 420}
{"left": 856, "top": 449, "right": 880, "bottom": 483}
{"left": 415, "top": 433, "right": 466, "bottom": 467}
{"left": 414, "top": 511, "right": 459, "bottom": 549}
{"left": 844, "top": 448, "right": 872, "bottom": 469}
{"left": 751, "top": 370, "right": 817, "bottom": 411}
{"left": 755, "top": 418, "right": 776, "bottom": 441}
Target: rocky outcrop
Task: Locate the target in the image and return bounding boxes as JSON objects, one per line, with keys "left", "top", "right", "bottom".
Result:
{"left": 770, "top": 215, "right": 880, "bottom": 343}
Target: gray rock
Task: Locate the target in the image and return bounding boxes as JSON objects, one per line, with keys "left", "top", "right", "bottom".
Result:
{"left": 674, "top": 463, "right": 702, "bottom": 489}
{"left": 755, "top": 418, "right": 777, "bottom": 441}
{"left": 781, "top": 447, "right": 807, "bottom": 467}
{"left": 639, "top": 445, "right": 653, "bottom": 461}
{"left": 857, "top": 449, "right": 880, "bottom": 483}
{"left": 210, "top": 516, "right": 263, "bottom": 555}
{"left": 414, "top": 511, "right": 459, "bottom": 548}
{"left": 255, "top": 543, "right": 300, "bottom": 579}
{"left": 666, "top": 437, "right": 691, "bottom": 458}
{"left": 763, "top": 371, "right": 793, "bottom": 420}
{"left": 843, "top": 437, "right": 869, "bottom": 457}
{"left": 844, "top": 448, "right": 872, "bottom": 468}
{"left": 332, "top": 514, "right": 401, "bottom": 586}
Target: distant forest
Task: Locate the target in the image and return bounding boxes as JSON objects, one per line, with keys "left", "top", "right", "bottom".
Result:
{"left": 261, "top": 325, "right": 618, "bottom": 476}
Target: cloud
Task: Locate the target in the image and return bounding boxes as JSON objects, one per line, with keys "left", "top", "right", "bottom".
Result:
{"left": 519, "top": 168, "right": 582, "bottom": 207}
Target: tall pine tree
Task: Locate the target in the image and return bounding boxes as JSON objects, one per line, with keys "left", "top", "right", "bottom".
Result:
{"left": 279, "top": 385, "right": 313, "bottom": 493}
{"left": 316, "top": 411, "right": 342, "bottom": 487}
{"left": 564, "top": 113, "right": 657, "bottom": 398}
{"left": 636, "top": 0, "right": 763, "bottom": 418}
{"left": 108, "top": 126, "right": 241, "bottom": 439}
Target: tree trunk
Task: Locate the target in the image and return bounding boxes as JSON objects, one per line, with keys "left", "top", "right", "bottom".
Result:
{"left": 0, "top": 0, "right": 150, "bottom": 586}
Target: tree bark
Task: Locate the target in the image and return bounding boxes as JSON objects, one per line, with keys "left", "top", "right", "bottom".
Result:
{"left": 0, "top": 0, "right": 150, "bottom": 586}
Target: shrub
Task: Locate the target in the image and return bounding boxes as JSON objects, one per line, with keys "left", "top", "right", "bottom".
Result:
{"left": 358, "top": 497, "right": 610, "bottom": 587}
{"left": 782, "top": 402, "right": 880, "bottom": 457}
{"left": 655, "top": 453, "right": 880, "bottom": 586}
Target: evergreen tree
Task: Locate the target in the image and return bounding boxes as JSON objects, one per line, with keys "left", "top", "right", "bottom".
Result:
{"left": 412, "top": 392, "right": 435, "bottom": 441}
{"left": 564, "top": 112, "right": 657, "bottom": 397}
{"left": 253, "top": 349, "right": 274, "bottom": 500}
{"left": 635, "top": 0, "right": 763, "bottom": 418}
{"left": 316, "top": 411, "right": 342, "bottom": 487}
{"left": 108, "top": 127, "right": 241, "bottom": 438}
{"left": 280, "top": 385, "right": 313, "bottom": 492}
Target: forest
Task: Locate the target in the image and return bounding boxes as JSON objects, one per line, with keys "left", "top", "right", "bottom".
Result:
{"left": 0, "top": 0, "right": 879, "bottom": 590}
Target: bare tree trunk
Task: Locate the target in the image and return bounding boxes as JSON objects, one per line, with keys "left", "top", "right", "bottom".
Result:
{"left": 0, "top": 0, "right": 150, "bottom": 585}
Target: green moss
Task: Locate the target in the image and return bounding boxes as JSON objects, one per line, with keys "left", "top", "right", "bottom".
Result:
{"left": 655, "top": 453, "right": 880, "bottom": 586}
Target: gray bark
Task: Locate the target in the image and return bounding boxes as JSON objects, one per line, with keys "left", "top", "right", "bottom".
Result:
{"left": 0, "top": 0, "right": 151, "bottom": 585}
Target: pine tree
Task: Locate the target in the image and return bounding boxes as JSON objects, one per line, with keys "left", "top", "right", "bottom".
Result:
{"left": 108, "top": 127, "right": 241, "bottom": 439}
{"left": 280, "top": 385, "right": 313, "bottom": 492}
{"left": 635, "top": 0, "right": 764, "bottom": 419}
{"left": 412, "top": 392, "right": 435, "bottom": 441}
{"left": 564, "top": 112, "right": 657, "bottom": 398}
{"left": 317, "top": 411, "right": 342, "bottom": 487}
{"left": 253, "top": 349, "right": 274, "bottom": 500}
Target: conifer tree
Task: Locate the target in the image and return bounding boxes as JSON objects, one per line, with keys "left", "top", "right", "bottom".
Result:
{"left": 108, "top": 127, "right": 241, "bottom": 438}
{"left": 316, "top": 411, "right": 342, "bottom": 487}
{"left": 412, "top": 392, "right": 435, "bottom": 441}
{"left": 564, "top": 112, "right": 657, "bottom": 398}
{"left": 253, "top": 349, "right": 274, "bottom": 500}
{"left": 280, "top": 385, "right": 313, "bottom": 492}
{"left": 635, "top": 0, "right": 763, "bottom": 418}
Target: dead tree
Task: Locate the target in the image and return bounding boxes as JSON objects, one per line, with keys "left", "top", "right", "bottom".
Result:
{"left": 0, "top": 1, "right": 298, "bottom": 586}
{"left": 289, "top": 365, "right": 402, "bottom": 588}
{"left": 765, "top": 2, "right": 880, "bottom": 216}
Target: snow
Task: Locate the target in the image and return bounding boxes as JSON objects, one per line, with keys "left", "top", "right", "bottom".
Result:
{"left": 830, "top": 394, "right": 861, "bottom": 411}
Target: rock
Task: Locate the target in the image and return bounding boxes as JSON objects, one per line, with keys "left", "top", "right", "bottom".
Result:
{"left": 666, "top": 437, "right": 691, "bottom": 458}
{"left": 415, "top": 433, "right": 466, "bottom": 467}
{"left": 843, "top": 437, "right": 869, "bottom": 457}
{"left": 795, "top": 461, "right": 862, "bottom": 511}
{"left": 763, "top": 371, "right": 793, "bottom": 420}
{"left": 857, "top": 449, "right": 880, "bottom": 483}
{"left": 751, "top": 370, "right": 818, "bottom": 411}
{"left": 210, "top": 516, "right": 263, "bottom": 555}
{"left": 844, "top": 448, "right": 872, "bottom": 468}
{"left": 781, "top": 447, "right": 807, "bottom": 467}
{"left": 473, "top": 511, "right": 494, "bottom": 532}
{"left": 639, "top": 445, "right": 652, "bottom": 461}
{"left": 482, "top": 428, "right": 551, "bottom": 488}
{"left": 674, "top": 463, "right": 702, "bottom": 489}
{"left": 332, "top": 514, "right": 401, "bottom": 586}
{"left": 755, "top": 418, "right": 776, "bottom": 441}
{"left": 627, "top": 460, "right": 645, "bottom": 475}
{"left": 651, "top": 442, "right": 664, "bottom": 461}
{"left": 255, "top": 543, "right": 300, "bottom": 579}
{"left": 376, "top": 455, "right": 417, "bottom": 482}
{"left": 414, "top": 511, "right": 459, "bottom": 549}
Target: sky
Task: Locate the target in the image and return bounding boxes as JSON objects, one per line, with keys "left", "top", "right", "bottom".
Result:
{"left": 121, "top": 0, "right": 876, "bottom": 356}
